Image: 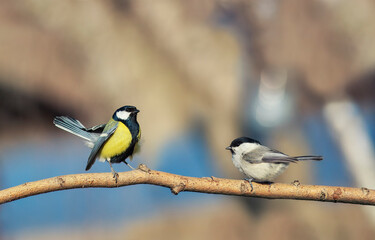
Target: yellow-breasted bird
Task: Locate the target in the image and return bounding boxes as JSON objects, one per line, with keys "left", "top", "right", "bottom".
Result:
{"left": 53, "top": 106, "right": 141, "bottom": 180}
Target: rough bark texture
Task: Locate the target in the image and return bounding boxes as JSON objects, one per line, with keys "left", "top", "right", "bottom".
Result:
{"left": 0, "top": 164, "right": 374, "bottom": 205}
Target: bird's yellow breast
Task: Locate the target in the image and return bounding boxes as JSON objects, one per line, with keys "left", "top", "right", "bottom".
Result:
{"left": 99, "top": 122, "right": 132, "bottom": 159}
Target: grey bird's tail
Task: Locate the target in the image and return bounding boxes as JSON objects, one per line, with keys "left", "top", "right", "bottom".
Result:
{"left": 53, "top": 116, "right": 97, "bottom": 143}
{"left": 294, "top": 156, "right": 323, "bottom": 161}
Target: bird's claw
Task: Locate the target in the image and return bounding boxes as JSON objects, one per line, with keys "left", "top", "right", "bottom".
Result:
{"left": 113, "top": 172, "right": 119, "bottom": 183}
{"left": 245, "top": 178, "right": 254, "bottom": 192}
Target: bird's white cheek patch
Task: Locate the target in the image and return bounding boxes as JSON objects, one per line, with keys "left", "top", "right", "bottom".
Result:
{"left": 116, "top": 110, "right": 130, "bottom": 120}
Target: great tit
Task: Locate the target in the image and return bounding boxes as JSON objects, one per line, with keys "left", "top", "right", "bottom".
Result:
{"left": 53, "top": 106, "right": 141, "bottom": 181}
{"left": 226, "top": 137, "right": 322, "bottom": 190}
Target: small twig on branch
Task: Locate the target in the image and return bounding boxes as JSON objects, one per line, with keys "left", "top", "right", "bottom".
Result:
{"left": 0, "top": 164, "right": 374, "bottom": 205}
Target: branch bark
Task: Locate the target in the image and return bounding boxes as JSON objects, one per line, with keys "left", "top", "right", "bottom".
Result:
{"left": 0, "top": 164, "right": 374, "bottom": 205}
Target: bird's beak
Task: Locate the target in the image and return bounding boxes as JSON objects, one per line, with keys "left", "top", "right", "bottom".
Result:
{"left": 225, "top": 146, "right": 231, "bottom": 151}
{"left": 134, "top": 109, "right": 140, "bottom": 113}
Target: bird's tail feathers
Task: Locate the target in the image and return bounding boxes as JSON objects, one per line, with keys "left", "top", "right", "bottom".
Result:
{"left": 53, "top": 116, "right": 97, "bottom": 142}
{"left": 294, "top": 155, "right": 323, "bottom": 161}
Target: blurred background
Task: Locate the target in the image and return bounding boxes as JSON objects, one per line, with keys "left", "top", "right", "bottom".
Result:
{"left": 0, "top": 0, "right": 375, "bottom": 239}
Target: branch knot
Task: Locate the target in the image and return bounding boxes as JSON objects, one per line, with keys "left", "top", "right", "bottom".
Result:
{"left": 171, "top": 182, "right": 186, "bottom": 195}
{"left": 137, "top": 164, "right": 151, "bottom": 173}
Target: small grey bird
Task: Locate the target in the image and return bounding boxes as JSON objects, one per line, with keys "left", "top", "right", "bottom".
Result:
{"left": 226, "top": 137, "right": 322, "bottom": 190}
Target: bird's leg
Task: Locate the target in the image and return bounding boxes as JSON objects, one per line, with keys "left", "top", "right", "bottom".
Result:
{"left": 245, "top": 178, "right": 254, "bottom": 192}
{"left": 124, "top": 161, "right": 135, "bottom": 170}
{"left": 108, "top": 161, "right": 119, "bottom": 182}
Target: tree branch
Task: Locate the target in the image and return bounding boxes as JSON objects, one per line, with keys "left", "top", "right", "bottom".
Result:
{"left": 0, "top": 164, "right": 374, "bottom": 205}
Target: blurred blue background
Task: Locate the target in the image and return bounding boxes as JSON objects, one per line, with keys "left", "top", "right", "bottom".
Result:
{"left": 1, "top": 1, "right": 375, "bottom": 239}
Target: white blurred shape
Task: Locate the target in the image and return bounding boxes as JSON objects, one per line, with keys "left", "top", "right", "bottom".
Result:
{"left": 324, "top": 99, "right": 375, "bottom": 225}
{"left": 255, "top": 69, "right": 292, "bottom": 127}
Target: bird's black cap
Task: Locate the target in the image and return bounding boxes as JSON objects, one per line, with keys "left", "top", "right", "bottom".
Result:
{"left": 226, "top": 137, "right": 261, "bottom": 150}
{"left": 115, "top": 105, "right": 139, "bottom": 113}
{"left": 112, "top": 105, "right": 140, "bottom": 120}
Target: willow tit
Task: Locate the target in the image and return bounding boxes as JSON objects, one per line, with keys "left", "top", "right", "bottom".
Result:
{"left": 226, "top": 137, "right": 322, "bottom": 190}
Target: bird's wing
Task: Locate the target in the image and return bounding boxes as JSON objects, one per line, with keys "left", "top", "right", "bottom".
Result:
{"left": 261, "top": 148, "right": 298, "bottom": 163}
{"left": 86, "top": 124, "right": 106, "bottom": 133}
{"left": 242, "top": 146, "right": 298, "bottom": 164}
{"left": 85, "top": 121, "right": 118, "bottom": 171}
{"left": 261, "top": 155, "right": 298, "bottom": 163}
{"left": 241, "top": 146, "right": 268, "bottom": 164}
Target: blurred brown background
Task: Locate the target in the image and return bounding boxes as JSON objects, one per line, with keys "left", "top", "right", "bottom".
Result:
{"left": 1, "top": 0, "right": 375, "bottom": 239}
